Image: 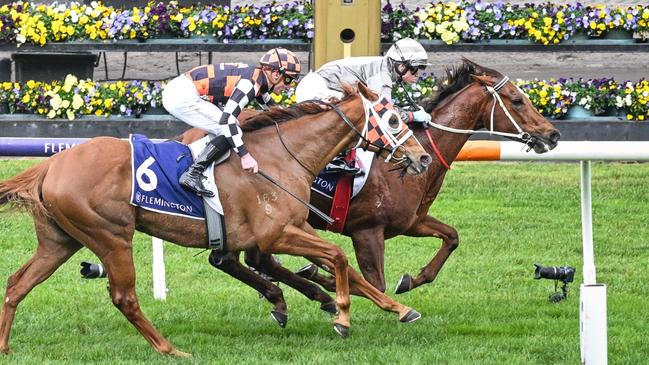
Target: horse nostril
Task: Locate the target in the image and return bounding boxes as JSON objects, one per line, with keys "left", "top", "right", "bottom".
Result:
{"left": 420, "top": 154, "right": 432, "bottom": 166}
{"left": 550, "top": 130, "right": 561, "bottom": 144}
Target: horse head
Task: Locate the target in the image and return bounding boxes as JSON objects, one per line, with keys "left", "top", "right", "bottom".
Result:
{"left": 354, "top": 82, "right": 431, "bottom": 174}
{"left": 462, "top": 57, "right": 560, "bottom": 153}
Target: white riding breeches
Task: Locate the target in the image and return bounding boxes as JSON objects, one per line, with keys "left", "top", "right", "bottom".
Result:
{"left": 162, "top": 75, "right": 228, "bottom": 137}
{"left": 295, "top": 71, "right": 344, "bottom": 102}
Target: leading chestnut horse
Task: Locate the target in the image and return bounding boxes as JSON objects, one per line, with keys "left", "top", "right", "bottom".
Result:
{"left": 0, "top": 83, "right": 431, "bottom": 356}
{"left": 179, "top": 58, "right": 561, "bottom": 316}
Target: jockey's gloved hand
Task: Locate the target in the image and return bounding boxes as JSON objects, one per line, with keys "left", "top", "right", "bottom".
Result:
{"left": 412, "top": 107, "right": 432, "bottom": 123}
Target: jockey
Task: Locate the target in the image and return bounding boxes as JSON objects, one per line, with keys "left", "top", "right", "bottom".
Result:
{"left": 295, "top": 38, "right": 431, "bottom": 175}
{"left": 163, "top": 48, "right": 302, "bottom": 197}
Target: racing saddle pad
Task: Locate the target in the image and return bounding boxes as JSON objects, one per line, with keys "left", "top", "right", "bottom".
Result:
{"left": 130, "top": 134, "right": 205, "bottom": 219}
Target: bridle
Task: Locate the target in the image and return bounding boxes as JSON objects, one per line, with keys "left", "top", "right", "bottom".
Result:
{"left": 262, "top": 94, "right": 416, "bottom": 223}
{"left": 272, "top": 94, "right": 415, "bottom": 177}
{"left": 425, "top": 76, "right": 541, "bottom": 147}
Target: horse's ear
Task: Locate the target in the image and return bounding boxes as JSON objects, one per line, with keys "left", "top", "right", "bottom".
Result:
{"left": 470, "top": 74, "right": 494, "bottom": 86}
{"left": 357, "top": 81, "right": 378, "bottom": 101}
{"left": 463, "top": 57, "right": 487, "bottom": 75}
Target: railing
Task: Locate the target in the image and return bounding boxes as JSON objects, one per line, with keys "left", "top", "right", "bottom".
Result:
{"left": 1, "top": 38, "right": 647, "bottom": 53}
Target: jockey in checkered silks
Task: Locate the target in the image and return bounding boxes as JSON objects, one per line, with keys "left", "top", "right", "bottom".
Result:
{"left": 162, "top": 48, "right": 302, "bottom": 197}
{"left": 295, "top": 38, "right": 431, "bottom": 175}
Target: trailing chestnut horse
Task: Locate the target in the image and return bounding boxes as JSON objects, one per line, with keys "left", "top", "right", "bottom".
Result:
{"left": 0, "top": 83, "right": 431, "bottom": 356}
{"left": 179, "top": 58, "right": 560, "bottom": 312}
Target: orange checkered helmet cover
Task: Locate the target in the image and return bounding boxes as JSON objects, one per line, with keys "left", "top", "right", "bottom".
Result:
{"left": 259, "top": 48, "right": 302, "bottom": 75}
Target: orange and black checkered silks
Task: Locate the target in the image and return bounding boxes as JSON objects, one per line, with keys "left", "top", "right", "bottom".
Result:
{"left": 365, "top": 98, "right": 393, "bottom": 147}
{"left": 259, "top": 48, "right": 301, "bottom": 75}
{"left": 184, "top": 64, "right": 268, "bottom": 104}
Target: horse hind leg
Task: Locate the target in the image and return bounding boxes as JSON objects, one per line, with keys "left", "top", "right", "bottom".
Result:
{"left": 248, "top": 251, "right": 337, "bottom": 315}
{"left": 396, "top": 215, "right": 459, "bottom": 294}
{"left": 0, "top": 216, "right": 82, "bottom": 354}
{"left": 100, "top": 245, "right": 189, "bottom": 357}
{"left": 209, "top": 250, "right": 289, "bottom": 328}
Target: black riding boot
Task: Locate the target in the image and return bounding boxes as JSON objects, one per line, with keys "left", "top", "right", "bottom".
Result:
{"left": 180, "top": 136, "right": 229, "bottom": 197}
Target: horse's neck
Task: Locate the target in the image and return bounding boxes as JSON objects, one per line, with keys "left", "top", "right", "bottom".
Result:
{"left": 251, "top": 99, "right": 363, "bottom": 181}
{"left": 426, "top": 85, "right": 486, "bottom": 165}
{"left": 418, "top": 85, "right": 486, "bottom": 193}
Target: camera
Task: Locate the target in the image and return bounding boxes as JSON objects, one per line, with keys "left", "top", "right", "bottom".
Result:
{"left": 533, "top": 263, "right": 576, "bottom": 303}
{"left": 534, "top": 264, "right": 575, "bottom": 283}
{"left": 80, "top": 261, "right": 107, "bottom": 279}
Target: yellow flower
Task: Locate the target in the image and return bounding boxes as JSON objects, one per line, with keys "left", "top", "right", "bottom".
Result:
{"left": 22, "top": 94, "right": 30, "bottom": 103}
{"left": 63, "top": 74, "right": 78, "bottom": 93}
{"left": 66, "top": 110, "right": 75, "bottom": 120}
{"left": 47, "top": 110, "right": 57, "bottom": 118}
{"left": 72, "top": 94, "right": 84, "bottom": 110}
{"left": 50, "top": 94, "right": 62, "bottom": 110}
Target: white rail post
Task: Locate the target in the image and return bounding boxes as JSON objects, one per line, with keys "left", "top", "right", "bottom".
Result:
{"left": 579, "top": 160, "right": 607, "bottom": 365}
{"left": 152, "top": 237, "right": 167, "bottom": 301}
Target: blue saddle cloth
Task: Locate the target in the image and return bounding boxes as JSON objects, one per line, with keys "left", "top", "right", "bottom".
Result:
{"left": 311, "top": 171, "right": 341, "bottom": 199}
{"left": 129, "top": 134, "right": 205, "bottom": 220}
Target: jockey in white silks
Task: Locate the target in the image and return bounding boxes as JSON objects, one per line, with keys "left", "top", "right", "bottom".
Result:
{"left": 295, "top": 38, "right": 431, "bottom": 175}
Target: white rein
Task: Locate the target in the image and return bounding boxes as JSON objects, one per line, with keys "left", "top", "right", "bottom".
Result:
{"left": 425, "top": 76, "right": 531, "bottom": 142}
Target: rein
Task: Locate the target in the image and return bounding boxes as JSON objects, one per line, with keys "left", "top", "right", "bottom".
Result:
{"left": 257, "top": 170, "right": 335, "bottom": 224}
{"left": 399, "top": 80, "right": 451, "bottom": 170}
{"left": 425, "top": 76, "right": 535, "bottom": 145}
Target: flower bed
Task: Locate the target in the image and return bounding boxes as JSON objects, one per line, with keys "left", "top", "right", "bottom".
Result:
{"left": 1, "top": 1, "right": 648, "bottom": 47}
{"left": 1, "top": 74, "right": 647, "bottom": 121}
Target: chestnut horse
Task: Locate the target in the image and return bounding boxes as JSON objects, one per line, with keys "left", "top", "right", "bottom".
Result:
{"left": 178, "top": 58, "right": 560, "bottom": 315}
{"left": 0, "top": 83, "right": 431, "bottom": 356}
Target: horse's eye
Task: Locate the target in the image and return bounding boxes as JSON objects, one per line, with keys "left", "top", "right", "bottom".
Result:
{"left": 512, "top": 98, "right": 524, "bottom": 105}
{"left": 388, "top": 115, "right": 400, "bottom": 129}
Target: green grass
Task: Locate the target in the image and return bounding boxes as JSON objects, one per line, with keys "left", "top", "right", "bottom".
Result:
{"left": 1, "top": 159, "right": 648, "bottom": 364}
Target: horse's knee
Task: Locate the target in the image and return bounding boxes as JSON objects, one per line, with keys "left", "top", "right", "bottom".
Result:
{"left": 445, "top": 229, "right": 460, "bottom": 251}
{"left": 111, "top": 291, "right": 139, "bottom": 315}
{"left": 330, "top": 248, "right": 348, "bottom": 269}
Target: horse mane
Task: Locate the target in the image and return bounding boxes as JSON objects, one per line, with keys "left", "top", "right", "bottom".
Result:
{"left": 421, "top": 58, "right": 502, "bottom": 112}
{"left": 242, "top": 84, "right": 357, "bottom": 132}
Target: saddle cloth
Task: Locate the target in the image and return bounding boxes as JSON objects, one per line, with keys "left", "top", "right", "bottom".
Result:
{"left": 130, "top": 134, "right": 205, "bottom": 219}
{"left": 310, "top": 148, "right": 375, "bottom": 199}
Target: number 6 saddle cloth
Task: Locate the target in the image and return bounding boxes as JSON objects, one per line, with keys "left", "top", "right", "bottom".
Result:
{"left": 129, "top": 133, "right": 228, "bottom": 220}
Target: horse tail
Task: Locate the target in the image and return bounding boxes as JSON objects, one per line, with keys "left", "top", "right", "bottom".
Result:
{"left": 0, "top": 160, "right": 51, "bottom": 218}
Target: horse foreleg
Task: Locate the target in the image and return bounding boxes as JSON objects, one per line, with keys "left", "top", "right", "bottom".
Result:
{"left": 247, "top": 251, "right": 337, "bottom": 315}
{"left": 0, "top": 218, "right": 81, "bottom": 354}
{"left": 262, "top": 224, "right": 351, "bottom": 338}
{"left": 296, "top": 226, "right": 418, "bottom": 322}
{"left": 396, "top": 214, "right": 459, "bottom": 294}
{"left": 208, "top": 250, "right": 289, "bottom": 328}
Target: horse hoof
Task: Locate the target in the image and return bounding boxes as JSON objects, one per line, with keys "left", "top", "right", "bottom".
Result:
{"left": 333, "top": 323, "right": 349, "bottom": 338}
{"left": 271, "top": 310, "right": 288, "bottom": 328}
{"left": 296, "top": 264, "right": 318, "bottom": 279}
{"left": 170, "top": 349, "right": 192, "bottom": 357}
{"left": 394, "top": 274, "right": 413, "bottom": 294}
{"left": 320, "top": 301, "right": 338, "bottom": 315}
{"left": 399, "top": 309, "right": 422, "bottom": 323}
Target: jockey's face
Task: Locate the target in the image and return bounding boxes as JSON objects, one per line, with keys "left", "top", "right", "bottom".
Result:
{"left": 266, "top": 69, "right": 295, "bottom": 93}
{"left": 396, "top": 64, "right": 419, "bottom": 85}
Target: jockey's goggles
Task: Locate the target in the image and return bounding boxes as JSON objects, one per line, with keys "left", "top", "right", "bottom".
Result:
{"left": 407, "top": 64, "right": 426, "bottom": 75}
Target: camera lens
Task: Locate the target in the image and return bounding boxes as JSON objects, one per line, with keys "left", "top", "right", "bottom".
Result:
{"left": 534, "top": 264, "right": 575, "bottom": 283}
{"left": 80, "top": 261, "right": 107, "bottom": 279}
